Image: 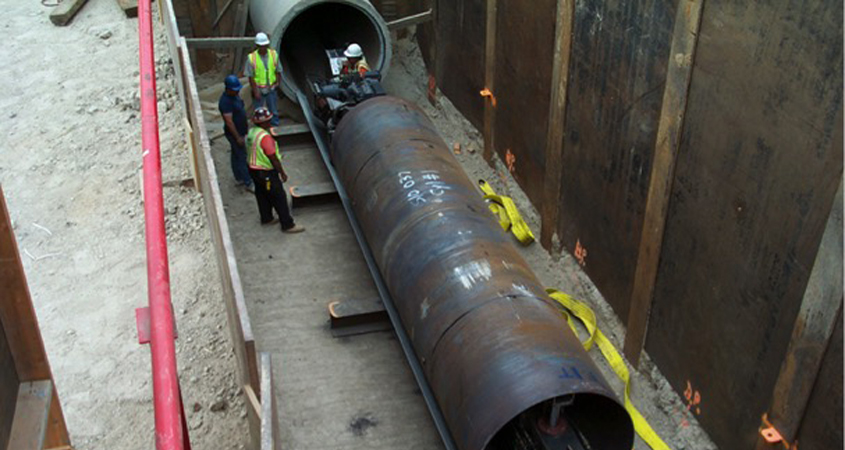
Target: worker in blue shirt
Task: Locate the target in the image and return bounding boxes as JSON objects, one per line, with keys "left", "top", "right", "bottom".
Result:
{"left": 218, "top": 75, "right": 254, "bottom": 192}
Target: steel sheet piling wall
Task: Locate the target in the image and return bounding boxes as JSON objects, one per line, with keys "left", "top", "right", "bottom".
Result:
{"left": 331, "top": 96, "right": 633, "bottom": 450}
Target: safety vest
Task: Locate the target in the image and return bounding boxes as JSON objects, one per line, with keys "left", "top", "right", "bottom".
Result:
{"left": 248, "top": 49, "right": 278, "bottom": 87}
{"left": 246, "top": 127, "right": 282, "bottom": 170}
{"left": 342, "top": 58, "right": 370, "bottom": 76}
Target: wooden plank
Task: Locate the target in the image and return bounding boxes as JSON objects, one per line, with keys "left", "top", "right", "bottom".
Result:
{"left": 0, "top": 313, "right": 20, "bottom": 450}
{"left": 386, "top": 9, "right": 433, "bottom": 30}
{"left": 43, "top": 389, "right": 68, "bottom": 449}
{"left": 794, "top": 307, "right": 843, "bottom": 449}
{"left": 181, "top": 36, "right": 263, "bottom": 447}
{"left": 481, "top": 0, "right": 497, "bottom": 164}
{"left": 246, "top": 341, "right": 260, "bottom": 450}
{"left": 7, "top": 381, "right": 52, "bottom": 450}
{"left": 0, "top": 188, "right": 50, "bottom": 382}
{"left": 244, "top": 384, "right": 261, "bottom": 418}
{"left": 180, "top": 33, "right": 257, "bottom": 391}
{"left": 755, "top": 180, "right": 843, "bottom": 449}
{"left": 48, "top": 0, "right": 90, "bottom": 26}
{"left": 259, "top": 353, "right": 279, "bottom": 450}
{"left": 212, "top": 0, "right": 235, "bottom": 29}
{"left": 290, "top": 183, "right": 339, "bottom": 208}
{"left": 539, "top": 0, "right": 575, "bottom": 250}
{"left": 645, "top": 0, "right": 844, "bottom": 447}
{"left": 183, "top": 118, "right": 202, "bottom": 193}
{"left": 160, "top": 0, "right": 187, "bottom": 114}
{"left": 426, "top": 0, "right": 438, "bottom": 108}
{"left": 556, "top": 0, "right": 678, "bottom": 321}
{"left": 186, "top": 0, "right": 217, "bottom": 73}
{"left": 116, "top": 0, "right": 138, "bottom": 18}
{"left": 269, "top": 123, "right": 310, "bottom": 137}
{"left": 185, "top": 37, "right": 255, "bottom": 49}
{"left": 622, "top": 0, "right": 704, "bottom": 366}
{"left": 231, "top": 1, "right": 251, "bottom": 75}
{"left": 328, "top": 297, "right": 391, "bottom": 337}
{"left": 289, "top": 182, "right": 337, "bottom": 198}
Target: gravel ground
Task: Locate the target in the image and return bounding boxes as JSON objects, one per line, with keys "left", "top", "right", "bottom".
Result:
{"left": 0, "top": 0, "right": 247, "bottom": 448}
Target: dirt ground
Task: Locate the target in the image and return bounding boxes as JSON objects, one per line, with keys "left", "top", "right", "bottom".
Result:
{"left": 0, "top": 0, "right": 246, "bottom": 448}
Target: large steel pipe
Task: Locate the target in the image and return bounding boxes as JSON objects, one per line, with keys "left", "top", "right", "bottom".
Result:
{"left": 331, "top": 96, "right": 634, "bottom": 450}
{"left": 250, "top": 0, "right": 391, "bottom": 100}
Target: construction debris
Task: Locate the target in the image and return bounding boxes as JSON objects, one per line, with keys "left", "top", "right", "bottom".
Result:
{"left": 49, "top": 0, "right": 90, "bottom": 26}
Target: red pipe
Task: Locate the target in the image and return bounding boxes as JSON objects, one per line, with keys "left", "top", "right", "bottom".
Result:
{"left": 138, "top": 1, "right": 187, "bottom": 449}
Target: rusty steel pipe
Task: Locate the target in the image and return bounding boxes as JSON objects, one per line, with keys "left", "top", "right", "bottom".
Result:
{"left": 331, "top": 96, "right": 634, "bottom": 450}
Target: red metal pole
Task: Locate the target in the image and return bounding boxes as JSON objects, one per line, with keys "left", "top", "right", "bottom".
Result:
{"left": 138, "top": 1, "right": 186, "bottom": 449}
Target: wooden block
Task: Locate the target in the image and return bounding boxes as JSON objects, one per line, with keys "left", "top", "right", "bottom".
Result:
{"left": 271, "top": 123, "right": 314, "bottom": 147}
{"left": 7, "top": 381, "right": 52, "bottom": 450}
{"left": 539, "top": 0, "right": 575, "bottom": 250}
{"left": 289, "top": 182, "right": 338, "bottom": 208}
{"left": 481, "top": 0, "right": 497, "bottom": 165}
{"left": 386, "top": 9, "right": 433, "bottom": 30}
{"left": 185, "top": 37, "right": 255, "bottom": 49}
{"left": 49, "top": 0, "right": 90, "bottom": 26}
{"left": 244, "top": 384, "right": 261, "bottom": 419}
{"left": 116, "top": 0, "right": 138, "bottom": 18}
{"left": 328, "top": 298, "right": 390, "bottom": 337}
{"left": 269, "top": 123, "right": 310, "bottom": 137}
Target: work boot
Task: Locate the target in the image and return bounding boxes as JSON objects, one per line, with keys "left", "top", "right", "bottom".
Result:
{"left": 282, "top": 224, "right": 305, "bottom": 234}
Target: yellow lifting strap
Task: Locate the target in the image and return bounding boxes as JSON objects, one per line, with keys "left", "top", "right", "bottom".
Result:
{"left": 478, "top": 180, "right": 535, "bottom": 245}
{"left": 546, "top": 288, "right": 671, "bottom": 450}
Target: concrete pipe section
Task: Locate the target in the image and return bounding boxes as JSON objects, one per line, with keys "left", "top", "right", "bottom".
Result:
{"left": 249, "top": 0, "right": 391, "bottom": 100}
{"left": 331, "top": 96, "right": 635, "bottom": 450}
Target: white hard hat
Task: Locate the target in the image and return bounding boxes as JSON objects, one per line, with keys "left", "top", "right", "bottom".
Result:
{"left": 344, "top": 43, "right": 363, "bottom": 58}
{"left": 255, "top": 32, "right": 270, "bottom": 46}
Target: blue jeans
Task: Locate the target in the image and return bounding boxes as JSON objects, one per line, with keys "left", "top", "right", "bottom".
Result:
{"left": 225, "top": 132, "right": 252, "bottom": 186}
{"left": 254, "top": 90, "right": 280, "bottom": 126}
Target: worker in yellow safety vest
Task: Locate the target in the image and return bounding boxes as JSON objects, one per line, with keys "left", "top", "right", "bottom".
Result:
{"left": 341, "top": 43, "right": 371, "bottom": 77}
{"left": 245, "top": 32, "right": 282, "bottom": 126}
{"left": 246, "top": 107, "right": 305, "bottom": 234}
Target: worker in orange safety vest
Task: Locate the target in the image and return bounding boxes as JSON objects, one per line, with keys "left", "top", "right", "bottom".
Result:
{"left": 341, "top": 43, "right": 371, "bottom": 77}
{"left": 245, "top": 107, "right": 305, "bottom": 234}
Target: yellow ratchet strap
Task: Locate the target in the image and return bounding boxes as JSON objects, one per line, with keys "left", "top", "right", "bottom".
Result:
{"left": 546, "top": 288, "right": 671, "bottom": 450}
{"left": 478, "top": 180, "right": 535, "bottom": 245}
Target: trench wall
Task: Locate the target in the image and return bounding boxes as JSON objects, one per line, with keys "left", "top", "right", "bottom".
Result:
{"left": 404, "top": 0, "right": 843, "bottom": 448}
